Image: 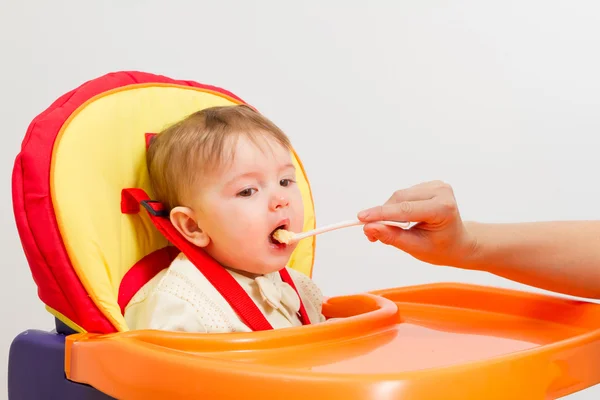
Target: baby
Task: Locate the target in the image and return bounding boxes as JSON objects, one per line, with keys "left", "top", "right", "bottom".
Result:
{"left": 124, "top": 105, "right": 326, "bottom": 332}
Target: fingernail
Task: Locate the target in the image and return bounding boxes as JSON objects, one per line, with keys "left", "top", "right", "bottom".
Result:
{"left": 358, "top": 210, "right": 369, "bottom": 219}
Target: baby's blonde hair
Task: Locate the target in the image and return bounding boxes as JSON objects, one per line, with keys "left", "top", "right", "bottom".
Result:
{"left": 147, "top": 105, "right": 292, "bottom": 210}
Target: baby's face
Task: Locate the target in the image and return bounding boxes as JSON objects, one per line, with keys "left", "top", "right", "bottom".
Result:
{"left": 189, "top": 134, "right": 304, "bottom": 275}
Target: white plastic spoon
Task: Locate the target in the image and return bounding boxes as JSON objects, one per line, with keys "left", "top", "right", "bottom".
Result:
{"left": 273, "top": 219, "right": 418, "bottom": 244}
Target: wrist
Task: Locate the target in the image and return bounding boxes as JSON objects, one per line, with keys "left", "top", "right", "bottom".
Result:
{"left": 454, "top": 221, "right": 485, "bottom": 271}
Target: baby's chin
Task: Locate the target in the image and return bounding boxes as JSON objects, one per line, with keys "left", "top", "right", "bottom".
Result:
{"left": 229, "top": 263, "right": 287, "bottom": 277}
{"left": 246, "top": 257, "right": 289, "bottom": 274}
{"left": 209, "top": 251, "right": 287, "bottom": 275}
{"left": 204, "top": 239, "right": 297, "bottom": 275}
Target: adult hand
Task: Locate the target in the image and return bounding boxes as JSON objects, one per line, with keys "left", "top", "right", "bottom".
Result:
{"left": 357, "top": 181, "right": 477, "bottom": 267}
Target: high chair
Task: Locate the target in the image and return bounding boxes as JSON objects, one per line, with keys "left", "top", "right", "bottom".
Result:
{"left": 8, "top": 71, "right": 600, "bottom": 400}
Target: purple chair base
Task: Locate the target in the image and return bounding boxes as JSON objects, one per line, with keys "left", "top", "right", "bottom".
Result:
{"left": 8, "top": 325, "right": 115, "bottom": 400}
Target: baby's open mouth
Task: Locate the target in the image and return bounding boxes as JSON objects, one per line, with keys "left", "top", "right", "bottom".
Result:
{"left": 269, "top": 224, "right": 289, "bottom": 245}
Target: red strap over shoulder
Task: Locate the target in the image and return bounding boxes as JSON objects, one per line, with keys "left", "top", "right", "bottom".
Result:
{"left": 121, "top": 188, "right": 311, "bottom": 330}
{"left": 118, "top": 246, "right": 180, "bottom": 315}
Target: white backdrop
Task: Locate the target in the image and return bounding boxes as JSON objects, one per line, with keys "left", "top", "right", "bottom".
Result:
{"left": 1, "top": 1, "right": 600, "bottom": 398}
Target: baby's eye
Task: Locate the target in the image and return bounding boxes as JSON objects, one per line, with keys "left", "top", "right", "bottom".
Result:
{"left": 280, "top": 179, "right": 295, "bottom": 187}
{"left": 237, "top": 188, "right": 257, "bottom": 197}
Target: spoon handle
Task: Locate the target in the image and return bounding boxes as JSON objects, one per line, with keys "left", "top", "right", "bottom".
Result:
{"left": 293, "top": 219, "right": 413, "bottom": 241}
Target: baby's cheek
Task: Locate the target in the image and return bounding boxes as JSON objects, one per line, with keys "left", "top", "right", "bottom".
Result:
{"left": 292, "top": 205, "right": 304, "bottom": 227}
{"left": 223, "top": 208, "right": 254, "bottom": 229}
{"left": 236, "top": 217, "right": 266, "bottom": 241}
{"left": 292, "top": 192, "right": 304, "bottom": 217}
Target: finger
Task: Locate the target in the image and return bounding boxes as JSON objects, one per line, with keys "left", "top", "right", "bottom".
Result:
{"left": 363, "top": 224, "right": 401, "bottom": 247}
{"left": 365, "top": 233, "right": 378, "bottom": 242}
{"left": 362, "top": 228, "right": 376, "bottom": 242}
{"left": 386, "top": 182, "right": 438, "bottom": 204}
{"left": 359, "top": 198, "right": 446, "bottom": 223}
{"left": 359, "top": 181, "right": 453, "bottom": 222}
{"left": 388, "top": 180, "right": 454, "bottom": 202}
{"left": 363, "top": 224, "right": 424, "bottom": 251}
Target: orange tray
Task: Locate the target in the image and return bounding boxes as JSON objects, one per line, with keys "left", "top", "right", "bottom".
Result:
{"left": 65, "top": 283, "right": 600, "bottom": 399}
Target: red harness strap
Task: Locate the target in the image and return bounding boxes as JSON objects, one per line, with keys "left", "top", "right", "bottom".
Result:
{"left": 118, "top": 246, "right": 180, "bottom": 315}
{"left": 121, "top": 188, "right": 311, "bottom": 330}
{"left": 278, "top": 267, "right": 311, "bottom": 326}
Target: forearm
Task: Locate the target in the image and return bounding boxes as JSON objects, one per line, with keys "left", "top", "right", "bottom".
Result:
{"left": 459, "top": 221, "right": 600, "bottom": 299}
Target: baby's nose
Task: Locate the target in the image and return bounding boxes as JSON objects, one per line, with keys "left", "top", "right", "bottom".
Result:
{"left": 270, "top": 195, "right": 290, "bottom": 209}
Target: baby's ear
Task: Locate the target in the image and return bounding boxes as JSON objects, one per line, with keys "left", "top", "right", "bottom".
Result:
{"left": 170, "top": 206, "right": 210, "bottom": 247}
